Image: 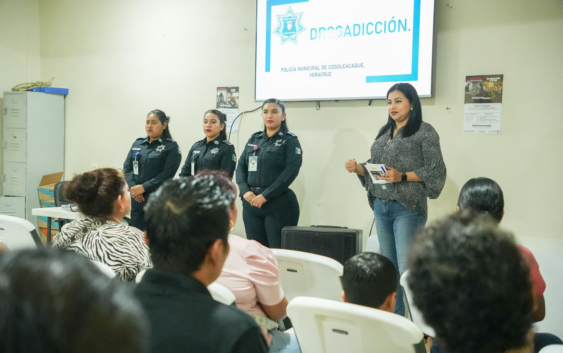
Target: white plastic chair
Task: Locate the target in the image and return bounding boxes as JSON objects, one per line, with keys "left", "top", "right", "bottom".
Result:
{"left": 89, "top": 259, "right": 116, "bottom": 279}
{"left": 208, "top": 282, "right": 236, "bottom": 305}
{"left": 400, "top": 270, "right": 436, "bottom": 337}
{"left": 288, "top": 296, "right": 424, "bottom": 353}
{"left": 540, "top": 345, "right": 563, "bottom": 353}
{"left": 0, "top": 215, "right": 43, "bottom": 250}
{"left": 135, "top": 269, "right": 147, "bottom": 283}
{"left": 365, "top": 235, "right": 380, "bottom": 253}
{"left": 271, "top": 249, "right": 343, "bottom": 302}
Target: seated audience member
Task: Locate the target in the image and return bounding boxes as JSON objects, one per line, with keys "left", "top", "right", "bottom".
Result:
{"left": 340, "top": 252, "right": 426, "bottom": 353}
{"left": 53, "top": 168, "right": 151, "bottom": 282}
{"left": 455, "top": 177, "right": 562, "bottom": 352}
{"left": 0, "top": 249, "right": 148, "bottom": 353}
{"left": 134, "top": 176, "right": 268, "bottom": 353}
{"left": 205, "top": 170, "right": 300, "bottom": 353}
{"left": 408, "top": 211, "right": 535, "bottom": 353}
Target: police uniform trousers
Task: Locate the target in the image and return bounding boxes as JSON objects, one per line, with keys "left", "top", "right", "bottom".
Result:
{"left": 242, "top": 189, "right": 299, "bottom": 248}
{"left": 131, "top": 192, "right": 152, "bottom": 231}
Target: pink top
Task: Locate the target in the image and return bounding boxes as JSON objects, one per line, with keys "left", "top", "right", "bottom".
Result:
{"left": 518, "top": 245, "right": 546, "bottom": 298}
{"left": 216, "top": 234, "right": 285, "bottom": 318}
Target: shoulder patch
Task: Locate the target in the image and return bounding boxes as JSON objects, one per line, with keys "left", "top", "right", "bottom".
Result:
{"left": 223, "top": 140, "right": 233, "bottom": 146}
{"left": 287, "top": 132, "right": 297, "bottom": 137}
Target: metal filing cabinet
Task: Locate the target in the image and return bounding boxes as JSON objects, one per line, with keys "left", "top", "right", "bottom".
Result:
{"left": 1, "top": 91, "right": 64, "bottom": 228}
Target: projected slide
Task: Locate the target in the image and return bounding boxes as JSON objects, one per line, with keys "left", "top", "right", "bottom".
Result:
{"left": 255, "top": 0, "right": 435, "bottom": 101}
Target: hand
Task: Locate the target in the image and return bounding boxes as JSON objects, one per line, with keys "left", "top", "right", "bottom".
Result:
{"left": 133, "top": 195, "right": 145, "bottom": 203}
{"left": 383, "top": 165, "right": 402, "bottom": 183}
{"left": 243, "top": 191, "right": 257, "bottom": 204}
{"left": 251, "top": 195, "right": 267, "bottom": 208}
{"left": 130, "top": 185, "right": 145, "bottom": 199}
{"left": 345, "top": 159, "right": 358, "bottom": 173}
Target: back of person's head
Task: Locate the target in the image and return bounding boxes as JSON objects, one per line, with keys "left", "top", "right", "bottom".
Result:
{"left": 0, "top": 249, "right": 147, "bottom": 353}
{"left": 408, "top": 211, "right": 533, "bottom": 353}
{"left": 197, "top": 170, "right": 236, "bottom": 208}
{"left": 145, "top": 176, "right": 235, "bottom": 274}
{"left": 341, "top": 252, "right": 397, "bottom": 310}
{"left": 64, "top": 168, "right": 126, "bottom": 218}
{"left": 457, "top": 177, "right": 504, "bottom": 222}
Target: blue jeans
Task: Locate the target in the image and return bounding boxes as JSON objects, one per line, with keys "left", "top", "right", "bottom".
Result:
{"left": 269, "top": 330, "right": 301, "bottom": 353}
{"left": 373, "top": 198, "right": 427, "bottom": 316}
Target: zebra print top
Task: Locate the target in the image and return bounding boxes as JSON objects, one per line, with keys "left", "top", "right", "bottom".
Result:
{"left": 53, "top": 218, "right": 152, "bottom": 283}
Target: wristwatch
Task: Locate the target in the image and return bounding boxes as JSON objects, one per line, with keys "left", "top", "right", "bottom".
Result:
{"left": 401, "top": 172, "right": 407, "bottom": 182}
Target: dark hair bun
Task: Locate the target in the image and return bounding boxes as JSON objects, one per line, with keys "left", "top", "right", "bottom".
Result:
{"left": 64, "top": 168, "right": 126, "bottom": 218}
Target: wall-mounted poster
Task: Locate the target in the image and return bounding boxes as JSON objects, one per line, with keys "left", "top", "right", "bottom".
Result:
{"left": 216, "top": 87, "right": 240, "bottom": 134}
{"left": 463, "top": 75, "right": 503, "bottom": 134}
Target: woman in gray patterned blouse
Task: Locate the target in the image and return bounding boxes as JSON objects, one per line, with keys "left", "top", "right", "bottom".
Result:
{"left": 53, "top": 168, "right": 152, "bottom": 282}
{"left": 345, "top": 83, "right": 446, "bottom": 316}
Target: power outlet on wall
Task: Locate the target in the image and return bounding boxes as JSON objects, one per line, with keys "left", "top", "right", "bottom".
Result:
{"left": 91, "top": 163, "right": 99, "bottom": 170}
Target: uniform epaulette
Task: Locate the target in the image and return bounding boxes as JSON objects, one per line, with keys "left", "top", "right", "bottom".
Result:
{"left": 251, "top": 131, "right": 263, "bottom": 136}
{"left": 166, "top": 138, "right": 177, "bottom": 143}
{"left": 223, "top": 140, "right": 234, "bottom": 146}
{"left": 136, "top": 137, "right": 146, "bottom": 140}
{"left": 287, "top": 132, "right": 297, "bottom": 137}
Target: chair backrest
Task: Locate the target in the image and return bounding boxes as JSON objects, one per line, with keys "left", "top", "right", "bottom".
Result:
{"left": 365, "top": 235, "right": 380, "bottom": 253}
{"left": 0, "top": 215, "right": 42, "bottom": 250}
{"left": 54, "top": 181, "right": 73, "bottom": 207}
{"left": 89, "top": 259, "right": 116, "bottom": 279}
{"left": 208, "top": 282, "right": 236, "bottom": 305}
{"left": 288, "top": 296, "right": 423, "bottom": 353}
{"left": 271, "top": 249, "right": 343, "bottom": 302}
{"left": 400, "top": 270, "right": 436, "bottom": 337}
{"left": 135, "top": 269, "right": 147, "bottom": 283}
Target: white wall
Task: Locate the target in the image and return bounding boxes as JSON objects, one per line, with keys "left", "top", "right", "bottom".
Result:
{"left": 0, "top": 0, "right": 41, "bottom": 194}
{"left": 36, "top": 0, "right": 563, "bottom": 240}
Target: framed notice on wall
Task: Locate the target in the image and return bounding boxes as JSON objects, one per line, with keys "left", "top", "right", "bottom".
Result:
{"left": 217, "top": 87, "right": 240, "bottom": 134}
{"left": 463, "top": 75, "right": 504, "bottom": 134}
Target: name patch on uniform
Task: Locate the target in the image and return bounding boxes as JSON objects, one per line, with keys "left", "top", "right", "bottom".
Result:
{"left": 295, "top": 147, "right": 302, "bottom": 155}
{"left": 132, "top": 148, "right": 141, "bottom": 151}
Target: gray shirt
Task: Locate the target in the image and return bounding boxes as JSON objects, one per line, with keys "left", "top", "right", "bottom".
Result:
{"left": 359, "top": 122, "right": 446, "bottom": 217}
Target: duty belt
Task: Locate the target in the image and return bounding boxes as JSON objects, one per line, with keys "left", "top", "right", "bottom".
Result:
{"left": 250, "top": 187, "right": 264, "bottom": 195}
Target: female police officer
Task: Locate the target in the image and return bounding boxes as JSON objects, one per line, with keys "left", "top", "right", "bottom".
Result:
{"left": 236, "top": 99, "right": 303, "bottom": 248}
{"left": 123, "top": 109, "right": 182, "bottom": 230}
{"left": 179, "top": 109, "right": 236, "bottom": 179}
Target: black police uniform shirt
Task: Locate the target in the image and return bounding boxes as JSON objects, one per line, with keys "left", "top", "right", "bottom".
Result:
{"left": 179, "top": 136, "right": 236, "bottom": 179}
{"left": 123, "top": 136, "right": 182, "bottom": 194}
{"left": 236, "top": 130, "right": 303, "bottom": 201}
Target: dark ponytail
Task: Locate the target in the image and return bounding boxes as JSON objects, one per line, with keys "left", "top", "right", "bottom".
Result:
{"left": 262, "top": 98, "right": 289, "bottom": 133}
{"left": 457, "top": 177, "right": 505, "bottom": 223}
{"left": 376, "top": 83, "right": 422, "bottom": 140}
{"left": 203, "top": 109, "right": 227, "bottom": 141}
{"left": 147, "top": 109, "right": 173, "bottom": 140}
